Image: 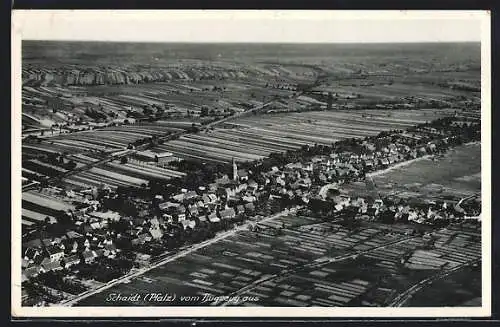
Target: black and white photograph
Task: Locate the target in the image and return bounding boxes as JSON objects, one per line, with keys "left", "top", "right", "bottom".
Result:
{"left": 11, "top": 10, "right": 491, "bottom": 318}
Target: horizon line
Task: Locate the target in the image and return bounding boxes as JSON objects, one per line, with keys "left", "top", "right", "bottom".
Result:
{"left": 22, "top": 39, "right": 481, "bottom": 45}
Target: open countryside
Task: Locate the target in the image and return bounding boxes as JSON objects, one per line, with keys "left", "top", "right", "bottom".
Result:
{"left": 20, "top": 41, "right": 482, "bottom": 308}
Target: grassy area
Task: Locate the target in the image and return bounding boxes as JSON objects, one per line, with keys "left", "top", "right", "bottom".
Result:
{"left": 404, "top": 264, "right": 482, "bottom": 307}
{"left": 370, "top": 143, "right": 481, "bottom": 201}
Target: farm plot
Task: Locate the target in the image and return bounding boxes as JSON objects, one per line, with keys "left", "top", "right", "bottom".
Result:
{"left": 22, "top": 144, "right": 60, "bottom": 161}
{"left": 330, "top": 81, "right": 478, "bottom": 101}
{"left": 43, "top": 123, "right": 183, "bottom": 155}
{"left": 105, "top": 161, "right": 186, "bottom": 181}
{"left": 156, "top": 138, "right": 266, "bottom": 164}
{"left": 65, "top": 166, "right": 150, "bottom": 190}
{"left": 153, "top": 109, "right": 455, "bottom": 164}
{"left": 22, "top": 191, "right": 76, "bottom": 212}
{"left": 77, "top": 217, "right": 436, "bottom": 307}
{"left": 22, "top": 191, "right": 76, "bottom": 226}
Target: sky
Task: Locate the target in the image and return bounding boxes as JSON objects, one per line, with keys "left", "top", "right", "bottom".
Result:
{"left": 12, "top": 10, "right": 486, "bottom": 43}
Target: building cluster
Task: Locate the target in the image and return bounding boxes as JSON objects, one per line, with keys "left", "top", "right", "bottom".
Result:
{"left": 21, "top": 115, "right": 481, "bottom": 302}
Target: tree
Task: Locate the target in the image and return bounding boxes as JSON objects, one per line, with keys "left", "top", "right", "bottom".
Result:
{"left": 201, "top": 106, "right": 209, "bottom": 117}
{"left": 66, "top": 160, "right": 77, "bottom": 170}
{"left": 120, "top": 156, "right": 128, "bottom": 164}
{"left": 190, "top": 123, "right": 199, "bottom": 133}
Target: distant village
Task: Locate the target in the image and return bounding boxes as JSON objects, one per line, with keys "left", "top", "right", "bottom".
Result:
{"left": 21, "top": 113, "right": 481, "bottom": 306}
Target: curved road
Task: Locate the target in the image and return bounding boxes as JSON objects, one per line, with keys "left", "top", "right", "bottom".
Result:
{"left": 388, "top": 258, "right": 481, "bottom": 307}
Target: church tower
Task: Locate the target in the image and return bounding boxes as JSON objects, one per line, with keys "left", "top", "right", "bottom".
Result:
{"left": 232, "top": 157, "right": 238, "bottom": 181}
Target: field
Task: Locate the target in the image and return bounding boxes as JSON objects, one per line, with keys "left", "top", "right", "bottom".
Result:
{"left": 404, "top": 264, "right": 481, "bottom": 307}
{"left": 62, "top": 161, "right": 186, "bottom": 190}
{"left": 155, "top": 109, "right": 457, "bottom": 164}
{"left": 339, "top": 142, "right": 481, "bottom": 203}
{"left": 372, "top": 142, "right": 481, "bottom": 201}
{"left": 21, "top": 190, "right": 76, "bottom": 227}
{"left": 76, "top": 215, "right": 481, "bottom": 307}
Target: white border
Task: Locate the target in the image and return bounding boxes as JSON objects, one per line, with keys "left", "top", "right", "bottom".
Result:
{"left": 11, "top": 10, "right": 491, "bottom": 318}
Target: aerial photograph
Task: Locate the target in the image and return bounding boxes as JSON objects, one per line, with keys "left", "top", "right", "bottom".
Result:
{"left": 16, "top": 12, "right": 485, "bottom": 311}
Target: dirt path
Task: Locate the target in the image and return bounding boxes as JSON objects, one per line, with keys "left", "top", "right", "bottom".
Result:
{"left": 366, "top": 155, "right": 432, "bottom": 178}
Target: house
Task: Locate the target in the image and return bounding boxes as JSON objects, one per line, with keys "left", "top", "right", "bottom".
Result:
{"left": 334, "top": 204, "right": 344, "bottom": 212}
{"left": 242, "top": 195, "right": 257, "bottom": 203}
{"left": 104, "top": 243, "right": 118, "bottom": 257}
{"left": 133, "top": 217, "right": 146, "bottom": 226}
{"left": 237, "top": 169, "right": 249, "bottom": 181}
{"left": 373, "top": 199, "right": 384, "bottom": 209}
{"left": 207, "top": 183, "right": 218, "bottom": 192}
{"left": 364, "top": 160, "right": 374, "bottom": 169}
{"left": 208, "top": 212, "right": 220, "bottom": 223}
{"left": 88, "top": 247, "right": 102, "bottom": 257}
{"left": 23, "top": 265, "right": 42, "bottom": 279}
{"left": 149, "top": 228, "right": 163, "bottom": 240}
{"left": 149, "top": 217, "right": 160, "bottom": 228}
{"left": 184, "top": 191, "right": 199, "bottom": 201}
{"left": 299, "top": 177, "right": 312, "bottom": 188}
{"left": 244, "top": 202, "right": 255, "bottom": 213}
{"left": 379, "top": 158, "right": 390, "bottom": 168}
{"left": 236, "top": 205, "right": 245, "bottom": 215}
{"left": 45, "top": 245, "right": 65, "bottom": 262}
{"left": 351, "top": 197, "right": 366, "bottom": 208}
{"left": 388, "top": 155, "right": 400, "bottom": 164}
{"left": 24, "top": 247, "right": 40, "bottom": 261}
{"left": 41, "top": 257, "right": 63, "bottom": 271}
{"left": 63, "top": 255, "right": 81, "bottom": 268}
{"left": 66, "top": 231, "right": 82, "bottom": 240}
{"left": 188, "top": 206, "right": 199, "bottom": 217}
{"left": 427, "top": 143, "right": 437, "bottom": 152}
{"left": 220, "top": 208, "right": 236, "bottom": 220}
{"left": 22, "top": 258, "right": 30, "bottom": 269}
{"left": 225, "top": 187, "right": 237, "bottom": 198}
{"left": 180, "top": 219, "right": 190, "bottom": 230}
{"left": 202, "top": 194, "right": 213, "bottom": 205}
{"left": 172, "top": 193, "right": 185, "bottom": 202}
{"left": 247, "top": 180, "right": 258, "bottom": 191}
{"left": 139, "top": 232, "right": 153, "bottom": 243}
{"left": 90, "top": 211, "right": 121, "bottom": 222}
{"left": 135, "top": 150, "right": 174, "bottom": 163}
{"left": 82, "top": 249, "right": 97, "bottom": 263}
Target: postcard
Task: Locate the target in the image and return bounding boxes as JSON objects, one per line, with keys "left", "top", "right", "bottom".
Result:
{"left": 11, "top": 10, "right": 491, "bottom": 318}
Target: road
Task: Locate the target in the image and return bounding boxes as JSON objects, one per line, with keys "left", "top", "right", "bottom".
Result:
{"left": 204, "top": 101, "right": 274, "bottom": 129}
{"left": 220, "top": 235, "right": 418, "bottom": 306}
{"left": 22, "top": 149, "right": 136, "bottom": 192}
{"left": 22, "top": 100, "right": 278, "bottom": 193}
{"left": 22, "top": 74, "right": 316, "bottom": 192}
{"left": 388, "top": 258, "right": 481, "bottom": 307}
{"left": 57, "top": 206, "right": 301, "bottom": 307}
{"left": 365, "top": 155, "right": 432, "bottom": 179}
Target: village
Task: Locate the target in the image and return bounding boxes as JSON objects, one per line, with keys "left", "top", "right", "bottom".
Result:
{"left": 20, "top": 111, "right": 481, "bottom": 306}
